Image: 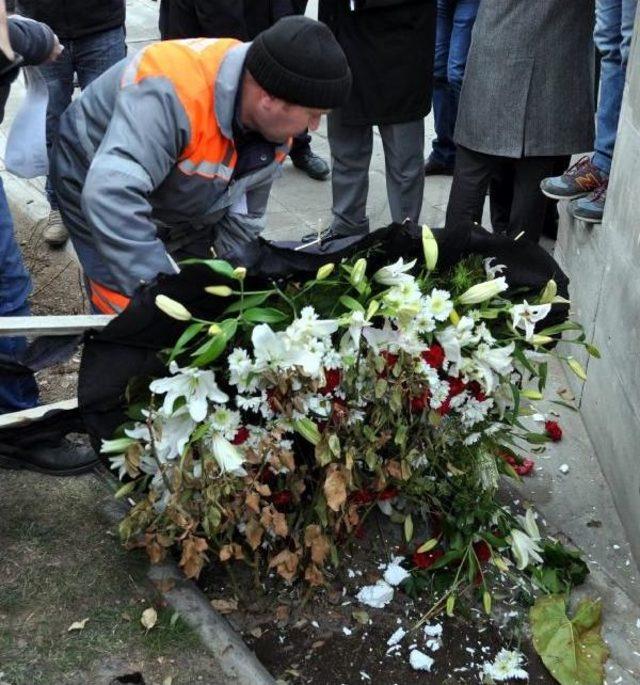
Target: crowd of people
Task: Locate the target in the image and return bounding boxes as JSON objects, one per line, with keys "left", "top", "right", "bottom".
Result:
{"left": 0, "top": 0, "right": 636, "bottom": 473}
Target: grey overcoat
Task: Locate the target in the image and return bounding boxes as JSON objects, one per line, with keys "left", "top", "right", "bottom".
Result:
{"left": 455, "top": 0, "right": 595, "bottom": 158}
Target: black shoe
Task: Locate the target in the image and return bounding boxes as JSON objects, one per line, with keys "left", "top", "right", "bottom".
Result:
{"left": 0, "top": 438, "right": 99, "bottom": 476}
{"left": 424, "top": 157, "right": 454, "bottom": 176}
{"left": 291, "top": 150, "right": 330, "bottom": 180}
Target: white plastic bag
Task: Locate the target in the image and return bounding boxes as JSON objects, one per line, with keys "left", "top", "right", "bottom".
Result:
{"left": 5, "top": 66, "right": 49, "bottom": 178}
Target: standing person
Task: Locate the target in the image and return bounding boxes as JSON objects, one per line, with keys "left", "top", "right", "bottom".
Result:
{"left": 541, "top": 0, "right": 637, "bottom": 223}
{"left": 0, "top": 9, "right": 61, "bottom": 414}
{"left": 311, "top": 0, "right": 436, "bottom": 242}
{"left": 424, "top": 0, "right": 479, "bottom": 177}
{"left": 444, "top": 0, "right": 596, "bottom": 248}
{"left": 51, "top": 17, "right": 351, "bottom": 311}
{"left": 16, "top": 0, "right": 126, "bottom": 247}
{"left": 161, "top": 0, "right": 330, "bottom": 180}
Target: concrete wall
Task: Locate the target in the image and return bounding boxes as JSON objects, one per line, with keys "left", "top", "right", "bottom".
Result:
{"left": 554, "top": 18, "right": 640, "bottom": 565}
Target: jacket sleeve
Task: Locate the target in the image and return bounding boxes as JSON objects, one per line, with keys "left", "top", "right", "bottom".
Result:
{"left": 80, "top": 78, "right": 190, "bottom": 296}
{"left": 212, "top": 177, "right": 273, "bottom": 257}
{"left": 7, "top": 16, "right": 55, "bottom": 66}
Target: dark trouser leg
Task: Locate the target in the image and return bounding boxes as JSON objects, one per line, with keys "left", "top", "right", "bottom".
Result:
{"left": 445, "top": 145, "right": 498, "bottom": 248}
{"left": 328, "top": 109, "right": 373, "bottom": 235}
{"left": 489, "top": 160, "right": 514, "bottom": 234}
{"left": 509, "top": 156, "right": 562, "bottom": 243}
{"left": 379, "top": 120, "right": 425, "bottom": 224}
{"left": 164, "top": 0, "right": 200, "bottom": 39}
{"left": 74, "top": 26, "right": 127, "bottom": 90}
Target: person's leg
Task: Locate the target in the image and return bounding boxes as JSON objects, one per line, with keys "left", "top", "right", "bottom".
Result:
{"left": 74, "top": 26, "right": 127, "bottom": 91}
{"left": 326, "top": 109, "right": 373, "bottom": 236}
{"left": 444, "top": 145, "right": 497, "bottom": 248}
{"left": 430, "top": 0, "right": 479, "bottom": 171}
{"left": 427, "top": 0, "right": 454, "bottom": 173}
{"left": 509, "top": 156, "right": 560, "bottom": 243}
{"left": 592, "top": 0, "right": 624, "bottom": 175}
{"left": 38, "top": 40, "right": 74, "bottom": 245}
{"left": 379, "top": 120, "right": 425, "bottom": 224}
{"left": 0, "top": 177, "right": 39, "bottom": 413}
{"left": 164, "top": 0, "right": 201, "bottom": 39}
{"left": 489, "top": 161, "right": 514, "bottom": 235}
{"left": 290, "top": 129, "right": 330, "bottom": 181}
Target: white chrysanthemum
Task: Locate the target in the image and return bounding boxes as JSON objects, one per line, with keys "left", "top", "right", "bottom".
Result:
{"left": 483, "top": 649, "right": 528, "bottom": 681}
{"left": 236, "top": 394, "right": 262, "bottom": 412}
{"left": 423, "top": 288, "right": 453, "bottom": 322}
{"left": 428, "top": 378, "right": 450, "bottom": 409}
{"left": 228, "top": 347, "right": 255, "bottom": 392}
{"left": 208, "top": 405, "right": 241, "bottom": 440}
{"left": 460, "top": 396, "right": 494, "bottom": 428}
{"left": 149, "top": 361, "right": 228, "bottom": 422}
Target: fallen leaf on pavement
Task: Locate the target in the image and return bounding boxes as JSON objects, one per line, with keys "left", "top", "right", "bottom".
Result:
{"left": 67, "top": 618, "right": 89, "bottom": 632}
{"left": 141, "top": 607, "right": 158, "bottom": 630}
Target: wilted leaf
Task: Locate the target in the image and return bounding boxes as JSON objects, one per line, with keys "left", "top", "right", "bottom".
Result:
{"left": 141, "top": 607, "right": 158, "bottom": 631}
{"left": 246, "top": 491, "right": 261, "bottom": 514}
{"left": 304, "top": 524, "right": 331, "bottom": 565}
{"left": 352, "top": 609, "right": 369, "bottom": 625}
{"left": 249, "top": 626, "right": 263, "bottom": 638}
{"left": 245, "top": 518, "right": 264, "bottom": 551}
{"left": 275, "top": 604, "right": 291, "bottom": 623}
{"left": 211, "top": 598, "right": 239, "bottom": 614}
{"left": 530, "top": 595, "right": 609, "bottom": 685}
{"left": 304, "top": 563, "right": 325, "bottom": 586}
{"left": 67, "top": 618, "right": 89, "bottom": 632}
{"left": 179, "top": 535, "right": 209, "bottom": 579}
{"left": 269, "top": 550, "right": 299, "bottom": 582}
{"left": 219, "top": 543, "right": 245, "bottom": 562}
{"left": 324, "top": 466, "right": 347, "bottom": 512}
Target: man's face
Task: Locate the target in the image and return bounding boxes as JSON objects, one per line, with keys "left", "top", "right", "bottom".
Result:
{"left": 255, "top": 95, "right": 328, "bottom": 143}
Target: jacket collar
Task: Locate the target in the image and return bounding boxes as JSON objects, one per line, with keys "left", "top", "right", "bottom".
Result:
{"left": 215, "top": 42, "right": 251, "bottom": 141}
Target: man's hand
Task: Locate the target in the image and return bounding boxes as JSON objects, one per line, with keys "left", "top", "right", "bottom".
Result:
{"left": 0, "top": 0, "right": 16, "bottom": 62}
{"left": 46, "top": 34, "right": 64, "bottom": 63}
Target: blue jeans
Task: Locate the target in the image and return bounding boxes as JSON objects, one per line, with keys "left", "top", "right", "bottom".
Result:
{"left": 0, "top": 177, "right": 39, "bottom": 413}
{"left": 429, "top": 0, "right": 479, "bottom": 168}
{"left": 41, "top": 26, "right": 126, "bottom": 210}
{"left": 593, "top": 0, "right": 638, "bottom": 174}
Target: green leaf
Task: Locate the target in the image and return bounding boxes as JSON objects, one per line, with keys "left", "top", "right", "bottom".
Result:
{"left": 169, "top": 322, "right": 206, "bottom": 362}
{"left": 191, "top": 333, "right": 227, "bottom": 366}
{"left": 224, "top": 291, "right": 271, "bottom": 314}
{"left": 530, "top": 595, "right": 609, "bottom": 685}
{"left": 181, "top": 258, "right": 235, "bottom": 279}
{"left": 537, "top": 321, "right": 583, "bottom": 336}
{"left": 242, "top": 307, "right": 289, "bottom": 324}
{"left": 339, "top": 295, "right": 365, "bottom": 313}
{"left": 524, "top": 432, "right": 552, "bottom": 444}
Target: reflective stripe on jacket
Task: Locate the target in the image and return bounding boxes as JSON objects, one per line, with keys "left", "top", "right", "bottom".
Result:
{"left": 53, "top": 39, "right": 289, "bottom": 297}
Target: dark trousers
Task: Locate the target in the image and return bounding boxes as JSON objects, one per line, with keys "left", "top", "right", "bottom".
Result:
{"left": 445, "top": 145, "right": 562, "bottom": 244}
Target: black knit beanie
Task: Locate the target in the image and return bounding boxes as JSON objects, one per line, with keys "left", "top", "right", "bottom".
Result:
{"left": 245, "top": 16, "right": 351, "bottom": 110}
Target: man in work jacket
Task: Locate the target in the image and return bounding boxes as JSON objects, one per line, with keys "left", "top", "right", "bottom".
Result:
{"left": 51, "top": 16, "right": 351, "bottom": 313}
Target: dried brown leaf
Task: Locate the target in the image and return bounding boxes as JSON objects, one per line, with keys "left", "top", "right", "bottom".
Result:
{"left": 211, "top": 598, "right": 239, "bottom": 614}
{"left": 323, "top": 465, "right": 347, "bottom": 512}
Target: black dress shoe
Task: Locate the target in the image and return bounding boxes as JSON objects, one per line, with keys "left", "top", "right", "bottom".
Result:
{"left": 424, "top": 157, "right": 454, "bottom": 176}
{"left": 291, "top": 150, "right": 330, "bottom": 180}
{"left": 0, "top": 438, "right": 99, "bottom": 476}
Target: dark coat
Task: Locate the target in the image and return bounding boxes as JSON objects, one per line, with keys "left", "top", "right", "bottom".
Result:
{"left": 0, "top": 17, "right": 56, "bottom": 121}
{"left": 16, "top": 0, "right": 125, "bottom": 40}
{"left": 162, "top": 0, "right": 299, "bottom": 41}
{"left": 318, "top": 0, "right": 435, "bottom": 126}
{"left": 455, "top": 0, "right": 595, "bottom": 158}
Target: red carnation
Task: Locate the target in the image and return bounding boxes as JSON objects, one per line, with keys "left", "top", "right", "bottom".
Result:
{"left": 377, "top": 486, "right": 399, "bottom": 501}
{"left": 412, "top": 548, "right": 444, "bottom": 569}
{"left": 421, "top": 344, "right": 445, "bottom": 369}
{"left": 437, "top": 397, "right": 452, "bottom": 416}
{"left": 232, "top": 426, "right": 250, "bottom": 445}
{"left": 545, "top": 420, "right": 563, "bottom": 442}
{"left": 447, "top": 376, "right": 467, "bottom": 397}
{"left": 351, "top": 489, "right": 376, "bottom": 505}
{"left": 473, "top": 540, "right": 491, "bottom": 564}
{"left": 515, "top": 458, "right": 535, "bottom": 476}
{"left": 410, "top": 390, "right": 430, "bottom": 412}
{"left": 272, "top": 490, "right": 293, "bottom": 509}
{"left": 467, "top": 380, "right": 487, "bottom": 402}
{"left": 320, "top": 368, "right": 341, "bottom": 395}
{"left": 380, "top": 350, "right": 399, "bottom": 368}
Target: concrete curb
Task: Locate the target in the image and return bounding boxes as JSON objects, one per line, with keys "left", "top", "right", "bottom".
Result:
{"left": 99, "top": 496, "right": 275, "bottom": 685}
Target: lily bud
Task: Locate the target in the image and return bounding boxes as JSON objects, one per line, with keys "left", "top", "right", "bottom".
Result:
{"left": 421, "top": 224, "right": 439, "bottom": 271}
{"left": 208, "top": 323, "right": 223, "bottom": 336}
{"left": 521, "top": 389, "right": 544, "bottom": 400}
{"left": 350, "top": 258, "right": 367, "bottom": 287}
{"left": 205, "top": 285, "right": 233, "bottom": 297}
{"left": 366, "top": 299, "right": 380, "bottom": 320}
{"left": 446, "top": 593, "right": 456, "bottom": 617}
{"left": 532, "top": 334, "right": 554, "bottom": 347}
{"left": 155, "top": 294, "right": 192, "bottom": 321}
{"left": 567, "top": 356, "right": 587, "bottom": 381}
{"left": 449, "top": 308, "right": 460, "bottom": 326}
{"left": 416, "top": 538, "right": 439, "bottom": 554}
{"left": 458, "top": 277, "right": 508, "bottom": 305}
{"left": 316, "top": 262, "right": 335, "bottom": 281}
{"left": 232, "top": 266, "right": 247, "bottom": 281}
{"left": 539, "top": 279, "right": 557, "bottom": 304}
{"left": 294, "top": 417, "right": 321, "bottom": 446}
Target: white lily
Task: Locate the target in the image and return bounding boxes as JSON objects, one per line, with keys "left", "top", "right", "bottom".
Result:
{"left": 435, "top": 316, "right": 476, "bottom": 366}
{"left": 343, "top": 309, "right": 372, "bottom": 347}
{"left": 155, "top": 406, "right": 196, "bottom": 461}
{"left": 210, "top": 434, "right": 247, "bottom": 476}
{"left": 252, "top": 324, "right": 323, "bottom": 376}
{"left": 510, "top": 300, "right": 552, "bottom": 341}
{"left": 471, "top": 342, "right": 515, "bottom": 393}
{"left": 483, "top": 257, "right": 506, "bottom": 279}
{"left": 149, "top": 361, "right": 229, "bottom": 422}
{"left": 509, "top": 529, "right": 543, "bottom": 570}
{"left": 458, "top": 277, "right": 508, "bottom": 305}
{"left": 373, "top": 258, "right": 416, "bottom": 286}
{"left": 517, "top": 508, "right": 541, "bottom": 540}
{"left": 286, "top": 306, "right": 339, "bottom": 343}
